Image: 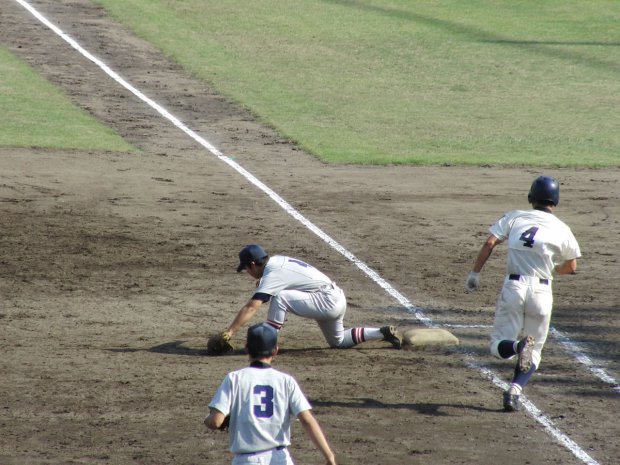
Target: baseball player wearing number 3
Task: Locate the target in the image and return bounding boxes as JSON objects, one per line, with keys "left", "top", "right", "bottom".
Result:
{"left": 465, "top": 176, "right": 580, "bottom": 412}
{"left": 205, "top": 323, "right": 337, "bottom": 465}
{"left": 218, "top": 244, "right": 402, "bottom": 351}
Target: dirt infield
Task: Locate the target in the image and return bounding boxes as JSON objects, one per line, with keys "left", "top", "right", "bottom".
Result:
{"left": 1, "top": 2, "right": 618, "bottom": 464}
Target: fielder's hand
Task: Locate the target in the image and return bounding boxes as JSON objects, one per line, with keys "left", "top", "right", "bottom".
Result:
{"left": 207, "top": 331, "right": 235, "bottom": 356}
{"left": 464, "top": 271, "right": 481, "bottom": 292}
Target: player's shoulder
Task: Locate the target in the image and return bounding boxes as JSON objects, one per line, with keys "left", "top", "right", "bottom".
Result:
{"left": 504, "top": 209, "right": 557, "bottom": 222}
{"left": 522, "top": 209, "right": 575, "bottom": 234}
{"left": 267, "top": 255, "right": 287, "bottom": 266}
{"left": 549, "top": 215, "right": 576, "bottom": 237}
{"left": 532, "top": 209, "right": 573, "bottom": 229}
{"left": 231, "top": 364, "right": 266, "bottom": 378}
{"left": 228, "top": 366, "right": 249, "bottom": 379}
{"left": 492, "top": 209, "right": 525, "bottom": 225}
{"left": 507, "top": 208, "right": 530, "bottom": 218}
{"left": 262, "top": 255, "right": 287, "bottom": 274}
{"left": 268, "top": 367, "right": 301, "bottom": 384}
{"left": 267, "top": 365, "right": 293, "bottom": 378}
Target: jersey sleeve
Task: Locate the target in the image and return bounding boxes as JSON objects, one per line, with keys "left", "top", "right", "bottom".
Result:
{"left": 288, "top": 377, "right": 312, "bottom": 417}
{"left": 255, "top": 270, "right": 288, "bottom": 296}
{"left": 208, "top": 374, "right": 233, "bottom": 416}
{"left": 488, "top": 212, "right": 512, "bottom": 241}
{"left": 250, "top": 292, "right": 271, "bottom": 303}
{"left": 561, "top": 229, "right": 581, "bottom": 261}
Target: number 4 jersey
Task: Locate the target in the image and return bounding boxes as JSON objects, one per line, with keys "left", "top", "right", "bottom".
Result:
{"left": 490, "top": 209, "right": 581, "bottom": 281}
{"left": 208, "top": 364, "right": 312, "bottom": 454}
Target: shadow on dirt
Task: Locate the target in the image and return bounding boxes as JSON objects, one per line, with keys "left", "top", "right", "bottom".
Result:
{"left": 107, "top": 341, "right": 211, "bottom": 356}
{"left": 106, "top": 342, "right": 336, "bottom": 357}
{"left": 310, "top": 398, "right": 499, "bottom": 415}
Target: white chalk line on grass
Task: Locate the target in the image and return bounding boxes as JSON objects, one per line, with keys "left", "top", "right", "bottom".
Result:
{"left": 14, "top": 1, "right": 611, "bottom": 463}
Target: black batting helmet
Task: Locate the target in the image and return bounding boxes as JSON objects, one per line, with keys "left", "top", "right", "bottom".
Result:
{"left": 528, "top": 176, "right": 560, "bottom": 206}
{"left": 246, "top": 323, "right": 278, "bottom": 357}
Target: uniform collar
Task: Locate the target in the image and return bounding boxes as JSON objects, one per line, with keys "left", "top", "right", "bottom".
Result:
{"left": 250, "top": 360, "right": 272, "bottom": 369}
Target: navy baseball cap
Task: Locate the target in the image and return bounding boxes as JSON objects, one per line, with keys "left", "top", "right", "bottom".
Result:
{"left": 246, "top": 323, "right": 278, "bottom": 357}
{"left": 237, "top": 244, "right": 268, "bottom": 272}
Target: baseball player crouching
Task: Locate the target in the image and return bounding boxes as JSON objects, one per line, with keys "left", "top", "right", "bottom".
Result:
{"left": 205, "top": 323, "right": 337, "bottom": 465}
{"left": 464, "top": 176, "right": 581, "bottom": 412}
{"left": 210, "top": 244, "right": 401, "bottom": 353}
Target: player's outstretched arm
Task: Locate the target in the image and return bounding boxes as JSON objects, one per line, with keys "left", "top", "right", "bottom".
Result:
{"left": 298, "top": 410, "right": 337, "bottom": 465}
{"left": 472, "top": 234, "right": 501, "bottom": 273}
{"left": 465, "top": 234, "right": 503, "bottom": 292}
{"left": 226, "top": 298, "right": 263, "bottom": 337}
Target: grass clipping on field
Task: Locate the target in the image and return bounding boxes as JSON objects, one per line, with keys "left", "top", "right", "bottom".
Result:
{"left": 402, "top": 328, "right": 459, "bottom": 350}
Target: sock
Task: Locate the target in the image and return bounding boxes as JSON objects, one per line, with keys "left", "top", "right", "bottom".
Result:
{"left": 497, "top": 340, "right": 517, "bottom": 359}
{"left": 507, "top": 383, "right": 523, "bottom": 395}
{"left": 364, "top": 328, "right": 382, "bottom": 340}
{"left": 511, "top": 363, "right": 537, "bottom": 389}
{"left": 342, "top": 328, "right": 382, "bottom": 347}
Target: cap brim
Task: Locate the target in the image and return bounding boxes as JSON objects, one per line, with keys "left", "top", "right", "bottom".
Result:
{"left": 237, "top": 263, "right": 246, "bottom": 273}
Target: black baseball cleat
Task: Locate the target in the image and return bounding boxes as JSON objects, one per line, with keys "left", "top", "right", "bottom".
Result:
{"left": 503, "top": 390, "right": 521, "bottom": 412}
{"left": 516, "top": 335, "right": 535, "bottom": 372}
{"left": 380, "top": 326, "right": 402, "bottom": 350}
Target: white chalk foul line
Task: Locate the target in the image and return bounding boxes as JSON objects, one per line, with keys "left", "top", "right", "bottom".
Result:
{"left": 549, "top": 327, "right": 620, "bottom": 393}
{"left": 14, "top": 1, "right": 608, "bottom": 463}
{"left": 445, "top": 323, "right": 618, "bottom": 391}
{"left": 442, "top": 323, "right": 492, "bottom": 329}
{"left": 474, "top": 361, "right": 601, "bottom": 465}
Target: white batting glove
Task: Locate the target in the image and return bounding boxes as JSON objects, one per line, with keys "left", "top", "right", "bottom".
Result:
{"left": 464, "top": 271, "right": 481, "bottom": 292}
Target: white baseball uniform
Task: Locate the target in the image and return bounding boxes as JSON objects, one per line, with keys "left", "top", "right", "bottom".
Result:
{"left": 208, "top": 362, "right": 312, "bottom": 465}
{"left": 488, "top": 209, "right": 581, "bottom": 367}
{"left": 252, "top": 255, "right": 348, "bottom": 347}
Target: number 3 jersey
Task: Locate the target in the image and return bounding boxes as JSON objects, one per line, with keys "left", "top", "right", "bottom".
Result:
{"left": 209, "top": 365, "right": 312, "bottom": 454}
{"left": 489, "top": 209, "right": 581, "bottom": 281}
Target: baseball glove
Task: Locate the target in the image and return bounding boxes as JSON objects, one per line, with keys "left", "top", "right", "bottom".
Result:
{"left": 207, "top": 331, "right": 234, "bottom": 356}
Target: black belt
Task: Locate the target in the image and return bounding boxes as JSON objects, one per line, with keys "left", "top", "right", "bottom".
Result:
{"left": 238, "top": 446, "right": 286, "bottom": 456}
{"left": 509, "top": 274, "right": 549, "bottom": 285}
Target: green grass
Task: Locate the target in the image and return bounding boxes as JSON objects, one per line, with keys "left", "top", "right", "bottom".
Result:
{"left": 6, "top": 2, "right": 620, "bottom": 166}
{"left": 91, "top": 0, "right": 620, "bottom": 167}
{"left": 0, "top": 45, "right": 134, "bottom": 152}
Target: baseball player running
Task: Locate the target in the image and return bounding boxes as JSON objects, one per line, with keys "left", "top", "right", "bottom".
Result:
{"left": 464, "top": 176, "right": 581, "bottom": 412}
{"left": 217, "top": 244, "right": 401, "bottom": 351}
{"left": 205, "top": 323, "right": 337, "bottom": 465}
